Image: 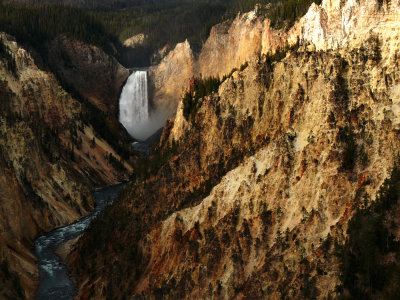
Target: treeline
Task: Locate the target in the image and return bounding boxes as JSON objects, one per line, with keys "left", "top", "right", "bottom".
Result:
{"left": 92, "top": 0, "right": 321, "bottom": 65}
{"left": 5, "top": 0, "right": 184, "bottom": 10}
{"left": 265, "top": 0, "right": 322, "bottom": 28}
{"left": 0, "top": 2, "right": 116, "bottom": 55}
{"left": 182, "top": 76, "right": 221, "bottom": 121}
{"left": 0, "top": 0, "right": 233, "bottom": 66}
{"left": 0, "top": 0, "right": 322, "bottom": 66}
{"left": 92, "top": 0, "right": 233, "bottom": 66}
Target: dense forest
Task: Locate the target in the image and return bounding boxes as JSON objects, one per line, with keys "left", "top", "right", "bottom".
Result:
{"left": 0, "top": 0, "right": 322, "bottom": 66}
{"left": 0, "top": 1, "right": 117, "bottom": 55}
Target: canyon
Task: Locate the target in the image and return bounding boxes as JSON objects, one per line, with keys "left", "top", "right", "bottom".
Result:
{"left": 69, "top": 0, "right": 400, "bottom": 299}
{"left": 1, "top": 0, "right": 400, "bottom": 298}
{"left": 0, "top": 32, "right": 132, "bottom": 299}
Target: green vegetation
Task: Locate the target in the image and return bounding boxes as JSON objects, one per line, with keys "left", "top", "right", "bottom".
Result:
{"left": 221, "top": 61, "right": 248, "bottom": 82}
{"left": 229, "top": 0, "right": 323, "bottom": 29}
{"left": 265, "top": 0, "right": 322, "bottom": 28}
{"left": 239, "top": 61, "right": 249, "bottom": 71}
{"left": 0, "top": 3, "right": 116, "bottom": 55}
{"left": 183, "top": 76, "right": 221, "bottom": 121}
{"left": 266, "top": 42, "right": 300, "bottom": 63}
{"left": 225, "top": 0, "right": 323, "bottom": 29}
{"left": 74, "top": 203, "right": 143, "bottom": 297}
{"left": 182, "top": 41, "right": 300, "bottom": 122}
{"left": 336, "top": 163, "right": 400, "bottom": 299}
{"left": 359, "top": 35, "right": 382, "bottom": 65}
{"left": 133, "top": 139, "right": 178, "bottom": 180}
{"left": 92, "top": 0, "right": 231, "bottom": 65}
{"left": 0, "top": 0, "right": 233, "bottom": 66}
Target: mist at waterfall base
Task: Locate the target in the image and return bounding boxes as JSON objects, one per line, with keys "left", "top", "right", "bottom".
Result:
{"left": 119, "top": 70, "right": 166, "bottom": 141}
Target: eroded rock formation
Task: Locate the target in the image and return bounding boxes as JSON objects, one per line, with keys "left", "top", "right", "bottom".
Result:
{"left": 149, "top": 0, "right": 400, "bottom": 118}
{"left": 0, "top": 33, "right": 132, "bottom": 299}
{"left": 70, "top": 0, "right": 400, "bottom": 299}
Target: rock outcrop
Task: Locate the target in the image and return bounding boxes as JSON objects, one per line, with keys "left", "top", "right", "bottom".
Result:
{"left": 123, "top": 33, "right": 146, "bottom": 48}
{"left": 0, "top": 33, "right": 132, "bottom": 299}
{"left": 147, "top": 6, "right": 287, "bottom": 116}
{"left": 197, "top": 11, "right": 283, "bottom": 78}
{"left": 70, "top": 0, "right": 400, "bottom": 298}
{"left": 148, "top": 40, "right": 195, "bottom": 119}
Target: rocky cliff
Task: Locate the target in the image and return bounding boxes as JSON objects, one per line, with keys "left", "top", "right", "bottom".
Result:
{"left": 148, "top": 40, "right": 195, "bottom": 120}
{"left": 147, "top": 5, "right": 287, "bottom": 117}
{"left": 69, "top": 0, "right": 400, "bottom": 298}
{"left": 149, "top": 0, "right": 400, "bottom": 119}
{"left": 0, "top": 33, "right": 132, "bottom": 299}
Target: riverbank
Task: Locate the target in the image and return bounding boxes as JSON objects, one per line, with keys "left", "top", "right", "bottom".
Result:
{"left": 34, "top": 184, "right": 124, "bottom": 300}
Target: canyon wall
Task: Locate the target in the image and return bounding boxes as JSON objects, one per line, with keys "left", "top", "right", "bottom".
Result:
{"left": 0, "top": 33, "right": 132, "bottom": 299}
{"left": 148, "top": 5, "right": 287, "bottom": 116}
{"left": 70, "top": 0, "right": 400, "bottom": 298}
{"left": 148, "top": 40, "right": 195, "bottom": 118}
{"left": 149, "top": 0, "right": 400, "bottom": 118}
{"left": 47, "top": 35, "right": 130, "bottom": 115}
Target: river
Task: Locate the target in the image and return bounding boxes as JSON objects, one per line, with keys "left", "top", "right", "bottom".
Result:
{"left": 34, "top": 184, "right": 124, "bottom": 300}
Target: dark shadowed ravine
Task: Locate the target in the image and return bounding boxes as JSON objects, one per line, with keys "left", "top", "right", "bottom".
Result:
{"left": 34, "top": 184, "right": 124, "bottom": 300}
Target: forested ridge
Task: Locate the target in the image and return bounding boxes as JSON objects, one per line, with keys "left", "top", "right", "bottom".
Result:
{"left": 0, "top": 1, "right": 117, "bottom": 55}
{"left": 0, "top": 0, "right": 322, "bottom": 66}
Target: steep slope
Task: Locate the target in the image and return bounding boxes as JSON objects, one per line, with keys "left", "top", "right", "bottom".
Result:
{"left": 70, "top": 0, "right": 400, "bottom": 298}
{"left": 47, "top": 35, "right": 129, "bottom": 115}
{"left": 0, "top": 33, "right": 132, "bottom": 299}
{"left": 148, "top": 40, "right": 195, "bottom": 119}
{"left": 136, "top": 46, "right": 396, "bottom": 298}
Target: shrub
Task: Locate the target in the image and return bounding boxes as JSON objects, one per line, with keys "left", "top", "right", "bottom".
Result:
{"left": 239, "top": 61, "right": 248, "bottom": 71}
{"left": 338, "top": 126, "right": 357, "bottom": 170}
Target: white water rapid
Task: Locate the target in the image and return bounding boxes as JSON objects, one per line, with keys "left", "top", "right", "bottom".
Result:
{"left": 119, "top": 70, "right": 150, "bottom": 141}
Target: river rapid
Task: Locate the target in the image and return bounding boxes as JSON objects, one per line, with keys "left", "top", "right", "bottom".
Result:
{"left": 34, "top": 184, "right": 124, "bottom": 300}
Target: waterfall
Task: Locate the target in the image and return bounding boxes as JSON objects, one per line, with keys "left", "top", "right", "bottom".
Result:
{"left": 119, "top": 70, "right": 149, "bottom": 141}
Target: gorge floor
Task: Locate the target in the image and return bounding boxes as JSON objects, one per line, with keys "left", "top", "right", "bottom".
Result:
{"left": 34, "top": 184, "right": 124, "bottom": 300}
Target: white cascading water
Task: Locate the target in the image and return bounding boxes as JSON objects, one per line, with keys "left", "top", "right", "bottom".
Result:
{"left": 119, "top": 70, "right": 150, "bottom": 141}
